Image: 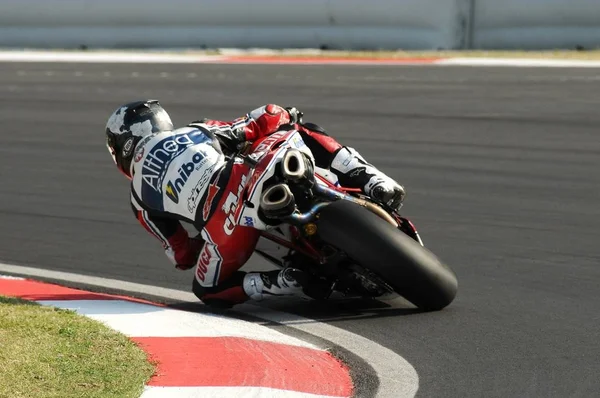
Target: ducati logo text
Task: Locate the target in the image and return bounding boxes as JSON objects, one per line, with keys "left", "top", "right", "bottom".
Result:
{"left": 222, "top": 174, "right": 248, "bottom": 235}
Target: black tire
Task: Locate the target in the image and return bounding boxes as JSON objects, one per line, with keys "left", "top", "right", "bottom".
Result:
{"left": 316, "top": 200, "right": 458, "bottom": 311}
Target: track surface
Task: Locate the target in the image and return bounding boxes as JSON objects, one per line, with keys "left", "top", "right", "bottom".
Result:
{"left": 1, "top": 62, "right": 600, "bottom": 397}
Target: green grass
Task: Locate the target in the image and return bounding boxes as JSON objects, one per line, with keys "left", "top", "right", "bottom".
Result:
{"left": 0, "top": 296, "right": 155, "bottom": 398}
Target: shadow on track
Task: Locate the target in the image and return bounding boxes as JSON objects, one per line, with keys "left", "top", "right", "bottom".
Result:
{"left": 167, "top": 295, "right": 424, "bottom": 324}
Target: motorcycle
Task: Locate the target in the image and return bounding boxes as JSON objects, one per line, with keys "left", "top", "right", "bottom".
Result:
{"left": 231, "top": 123, "right": 458, "bottom": 311}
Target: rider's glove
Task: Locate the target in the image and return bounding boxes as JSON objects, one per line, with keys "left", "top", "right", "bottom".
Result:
{"left": 285, "top": 107, "right": 304, "bottom": 124}
{"left": 174, "top": 238, "right": 204, "bottom": 270}
{"left": 165, "top": 227, "right": 204, "bottom": 270}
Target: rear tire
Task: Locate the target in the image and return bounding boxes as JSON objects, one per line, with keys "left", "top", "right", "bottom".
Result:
{"left": 316, "top": 200, "right": 458, "bottom": 311}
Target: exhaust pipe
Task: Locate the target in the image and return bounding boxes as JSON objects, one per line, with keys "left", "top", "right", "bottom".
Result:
{"left": 260, "top": 183, "right": 296, "bottom": 218}
{"left": 282, "top": 149, "right": 313, "bottom": 183}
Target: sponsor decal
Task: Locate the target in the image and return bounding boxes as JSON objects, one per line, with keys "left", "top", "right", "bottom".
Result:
{"left": 202, "top": 176, "right": 221, "bottom": 221}
{"left": 195, "top": 245, "right": 211, "bottom": 282}
{"left": 186, "top": 165, "right": 215, "bottom": 214}
{"left": 260, "top": 273, "right": 273, "bottom": 288}
{"left": 291, "top": 133, "right": 306, "bottom": 149}
{"left": 222, "top": 173, "right": 249, "bottom": 235}
{"left": 249, "top": 130, "right": 288, "bottom": 161}
{"left": 165, "top": 152, "right": 208, "bottom": 204}
{"left": 141, "top": 130, "right": 209, "bottom": 193}
{"left": 137, "top": 134, "right": 153, "bottom": 149}
{"left": 349, "top": 167, "right": 364, "bottom": 178}
{"left": 165, "top": 184, "right": 177, "bottom": 203}
{"left": 122, "top": 137, "right": 135, "bottom": 157}
{"left": 134, "top": 146, "right": 145, "bottom": 163}
{"left": 243, "top": 216, "right": 255, "bottom": 228}
{"left": 194, "top": 238, "right": 222, "bottom": 286}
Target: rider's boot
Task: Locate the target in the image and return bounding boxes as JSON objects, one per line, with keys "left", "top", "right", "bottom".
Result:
{"left": 242, "top": 268, "right": 308, "bottom": 301}
{"left": 330, "top": 146, "right": 406, "bottom": 211}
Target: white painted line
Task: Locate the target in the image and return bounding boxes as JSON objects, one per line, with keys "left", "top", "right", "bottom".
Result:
{"left": 0, "top": 51, "right": 225, "bottom": 64}
{"left": 437, "top": 58, "right": 600, "bottom": 68}
{"left": 217, "top": 48, "right": 325, "bottom": 56}
{"left": 37, "top": 299, "right": 315, "bottom": 348}
{"left": 2, "top": 50, "right": 600, "bottom": 68}
{"left": 216, "top": 59, "right": 435, "bottom": 66}
{"left": 141, "top": 386, "right": 338, "bottom": 398}
{"left": 0, "top": 274, "right": 24, "bottom": 280}
{"left": 0, "top": 262, "right": 419, "bottom": 398}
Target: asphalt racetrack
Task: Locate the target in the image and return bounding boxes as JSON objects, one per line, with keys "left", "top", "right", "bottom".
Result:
{"left": 1, "top": 62, "right": 600, "bottom": 397}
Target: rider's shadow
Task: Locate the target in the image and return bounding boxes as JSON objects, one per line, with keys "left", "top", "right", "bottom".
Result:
{"left": 167, "top": 295, "right": 424, "bottom": 324}
{"left": 249, "top": 296, "right": 423, "bottom": 323}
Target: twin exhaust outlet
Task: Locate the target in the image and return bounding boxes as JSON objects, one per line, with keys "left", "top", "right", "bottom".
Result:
{"left": 260, "top": 149, "right": 312, "bottom": 219}
{"left": 258, "top": 148, "right": 398, "bottom": 227}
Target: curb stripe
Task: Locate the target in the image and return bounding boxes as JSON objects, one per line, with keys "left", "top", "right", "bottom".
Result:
{"left": 0, "top": 277, "right": 156, "bottom": 304}
{"left": 134, "top": 336, "right": 352, "bottom": 396}
{"left": 0, "top": 277, "right": 353, "bottom": 397}
{"left": 2, "top": 50, "right": 600, "bottom": 68}
{"left": 0, "top": 50, "right": 440, "bottom": 65}
{"left": 140, "top": 386, "right": 340, "bottom": 398}
{"left": 1, "top": 258, "right": 419, "bottom": 397}
{"left": 36, "top": 299, "right": 315, "bottom": 347}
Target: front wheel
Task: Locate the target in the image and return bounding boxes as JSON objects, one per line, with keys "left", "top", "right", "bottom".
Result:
{"left": 316, "top": 200, "right": 458, "bottom": 311}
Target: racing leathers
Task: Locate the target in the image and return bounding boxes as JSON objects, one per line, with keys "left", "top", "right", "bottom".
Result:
{"left": 129, "top": 104, "right": 404, "bottom": 307}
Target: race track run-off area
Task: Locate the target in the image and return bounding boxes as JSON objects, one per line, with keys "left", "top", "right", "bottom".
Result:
{"left": 1, "top": 53, "right": 600, "bottom": 397}
{"left": 0, "top": 276, "right": 353, "bottom": 397}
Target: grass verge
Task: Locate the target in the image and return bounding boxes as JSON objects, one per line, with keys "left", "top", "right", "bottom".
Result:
{"left": 0, "top": 295, "right": 155, "bottom": 398}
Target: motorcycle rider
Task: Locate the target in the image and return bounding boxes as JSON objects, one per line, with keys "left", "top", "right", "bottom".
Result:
{"left": 105, "top": 100, "right": 405, "bottom": 308}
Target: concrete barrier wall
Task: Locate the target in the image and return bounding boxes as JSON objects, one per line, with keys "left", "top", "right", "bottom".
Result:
{"left": 1, "top": 0, "right": 599, "bottom": 50}
{"left": 473, "top": 0, "right": 600, "bottom": 49}
{"left": 0, "top": 0, "right": 466, "bottom": 50}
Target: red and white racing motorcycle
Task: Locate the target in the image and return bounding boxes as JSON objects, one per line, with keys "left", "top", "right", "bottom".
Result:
{"left": 233, "top": 124, "right": 458, "bottom": 311}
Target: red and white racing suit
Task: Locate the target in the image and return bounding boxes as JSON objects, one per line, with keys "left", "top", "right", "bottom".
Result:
{"left": 129, "top": 104, "right": 343, "bottom": 305}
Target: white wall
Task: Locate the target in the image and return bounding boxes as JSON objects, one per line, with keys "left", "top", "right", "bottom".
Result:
{"left": 473, "top": 0, "right": 600, "bottom": 49}
{"left": 0, "top": 0, "right": 466, "bottom": 50}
